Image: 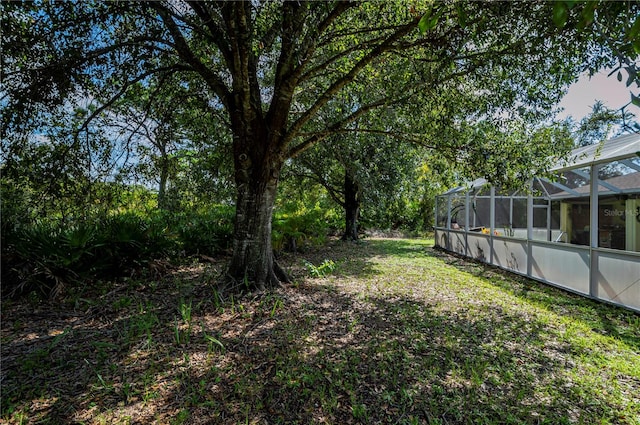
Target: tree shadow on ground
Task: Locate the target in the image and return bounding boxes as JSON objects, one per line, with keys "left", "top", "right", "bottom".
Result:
{"left": 429, "top": 245, "right": 640, "bottom": 351}
{"left": 1, "top": 238, "right": 637, "bottom": 424}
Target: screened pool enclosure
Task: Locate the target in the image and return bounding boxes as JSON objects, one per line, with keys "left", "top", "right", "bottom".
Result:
{"left": 435, "top": 133, "right": 640, "bottom": 313}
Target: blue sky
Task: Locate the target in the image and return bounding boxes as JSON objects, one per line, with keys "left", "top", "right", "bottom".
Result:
{"left": 558, "top": 69, "right": 637, "bottom": 122}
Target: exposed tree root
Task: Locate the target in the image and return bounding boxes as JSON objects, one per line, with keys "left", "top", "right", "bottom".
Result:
{"left": 217, "top": 259, "right": 289, "bottom": 298}
{"left": 273, "top": 258, "right": 291, "bottom": 284}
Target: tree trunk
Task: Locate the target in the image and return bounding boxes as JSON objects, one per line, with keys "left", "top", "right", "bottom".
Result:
{"left": 158, "top": 161, "right": 168, "bottom": 210}
{"left": 223, "top": 131, "right": 290, "bottom": 293}
{"left": 342, "top": 170, "right": 360, "bottom": 241}
{"left": 221, "top": 0, "right": 296, "bottom": 292}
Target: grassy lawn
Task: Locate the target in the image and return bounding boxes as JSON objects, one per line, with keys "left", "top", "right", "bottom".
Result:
{"left": 2, "top": 237, "right": 639, "bottom": 424}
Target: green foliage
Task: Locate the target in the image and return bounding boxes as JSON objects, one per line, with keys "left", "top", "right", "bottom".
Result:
{"left": 124, "top": 302, "right": 160, "bottom": 347}
{"left": 553, "top": 1, "right": 640, "bottom": 114}
{"left": 272, "top": 187, "right": 340, "bottom": 253}
{"left": 174, "top": 299, "right": 193, "bottom": 345}
{"left": 552, "top": 1, "right": 570, "bottom": 29}
{"left": 272, "top": 209, "right": 331, "bottom": 253}
{"left": 1, "top": 214, "right": 175, "bottom": 298}
{"left": 0, "top": 207, "right": 235, "bottom": 299}
{"left": 417, "top": 6, "right": 441, "bottom": 34}
{"left": 304, "top": 259, "right": 337, "bottom": 278}
{"left": 169, "top": 206, "right": 235, "bottom": 256}
{"left": 565, "top": 101, "right": 635, "bottom": 147}
{"left": 449, "top": 119, "right": 575, "bottom": 190}
{"left": 4, "top": 0, "right": 639, "bottom": 291}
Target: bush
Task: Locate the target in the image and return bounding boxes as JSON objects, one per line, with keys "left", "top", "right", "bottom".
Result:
{"left": 1, "top": 213, "right": 181, "bottom": 299}
{"left": 171, "top": 206, "right": 235, "bottom": 255}
{"left": 94, "top": 213, "right": 180, "bottom": 269}
{"left": 2, "top": 222, "right": 76, "bottom": 299}
{"left": 272, "top": 205, "right": 335, "bottom": 253}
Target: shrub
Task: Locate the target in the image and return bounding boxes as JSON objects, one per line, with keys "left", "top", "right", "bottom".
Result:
{"left": 272, "top": 205, "right": 334, "bottom": 253}
{"left": 0, "top": 206, "right": 237, "bottom": 299}
{"left": 304, "top": 259, "right": 337, "bottom": 278}
{"left": 172, "top": 206, "right": 235, "bottom": 255}
{"left": 2, "top": 222, "right": 76, "bottom": 298}
{"left": 1, "top": 213, "right": 180, "bottom": 299}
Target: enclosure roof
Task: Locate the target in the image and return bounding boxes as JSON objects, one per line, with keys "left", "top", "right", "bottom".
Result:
{"left": 552, "top": 133, "right": 640, "bottom": 172}
{"left": 548, "top": 171, "right": 640, "bottom": 199}
{"left": 440, "top": 133, "right": 640, "bottom": 197}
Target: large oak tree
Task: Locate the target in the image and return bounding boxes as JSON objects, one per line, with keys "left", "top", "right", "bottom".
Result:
{"left": 3, "top": 1, "right": 637, "bottom": 291}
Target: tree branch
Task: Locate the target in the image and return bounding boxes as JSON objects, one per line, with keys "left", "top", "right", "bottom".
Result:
{"left": 282, "top": 18, "right": 420, "bottom": 149}
{"left": 265, "top": 2, "right": 311, "bottom": 135}
{"left": 295, "top": 1, "right": 357, "bottom": 75}
{"left": 151, "top": 2, "right": 233, "bottom": 111}
{"left": 75, "top": 65, "right": 189, "bottom": 139}
{"left": 298, "top": 34, "right": 389, "bottom": 83}
{"left": 294, "top": 166, "right": 346, "bottom": 208}
{"left": 287, "top": 97, "right": 389, "bottom": 158}
{"left": 182, "top": 1, "right": 234, "bottom": 68}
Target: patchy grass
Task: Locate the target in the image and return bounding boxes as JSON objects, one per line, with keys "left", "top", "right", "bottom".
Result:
{"left": 2, "top": 238, "right": 639, "bottom": 424}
